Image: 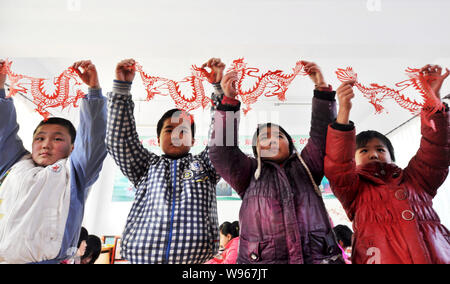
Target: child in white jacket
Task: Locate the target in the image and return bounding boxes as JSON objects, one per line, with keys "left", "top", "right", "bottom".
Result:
{"left": 0, "top": 60, "right": 107, "bottom": 264}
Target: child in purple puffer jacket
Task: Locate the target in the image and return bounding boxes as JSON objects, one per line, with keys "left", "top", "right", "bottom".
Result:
{"left": 209, "top": 61, "right": 344, "bottom": 264}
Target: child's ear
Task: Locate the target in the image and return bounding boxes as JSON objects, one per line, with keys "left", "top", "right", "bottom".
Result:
{"left": 157, "top": 137, "right": 160, "bottom": 146}
{"left": 191, "top": 138, "right": 196, "bottom": 147}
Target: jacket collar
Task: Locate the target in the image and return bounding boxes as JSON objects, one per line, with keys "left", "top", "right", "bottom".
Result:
{"left": 357, "top": 162, "right": 403, "bottom": 185}
{"left": 161, "top": 153, "right": 191, "bottom": 160}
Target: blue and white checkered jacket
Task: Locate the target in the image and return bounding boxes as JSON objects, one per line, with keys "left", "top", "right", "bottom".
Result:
{"left": 106, "top": 81, "right": 222, "bottom": 264}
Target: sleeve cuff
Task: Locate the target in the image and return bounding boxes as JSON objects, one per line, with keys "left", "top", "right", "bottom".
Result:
{"left": 314, "top": 89, "right": 336, "bottom": 101}
{"left": 212, "top": 83, "right": 224, "bottom": 96}
{"left": 331, "top": 120, "right": 355, "bottom": 131}
{"left": 216, "top": 96, "right": 241, "bottom": 112}
{"left": 87, "top": 88, "right": 103, "bottom": 99}
{"left": 112, "top": 80, "right": 132, "bottom": 94}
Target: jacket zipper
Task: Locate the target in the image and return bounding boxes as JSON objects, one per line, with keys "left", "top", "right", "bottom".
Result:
{"left": 165, "top": 160, "right": 177, "bottom": 263}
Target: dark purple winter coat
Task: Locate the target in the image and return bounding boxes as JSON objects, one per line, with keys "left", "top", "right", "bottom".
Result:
{"left": 209, "top": 90, "right": 344, "bottom": 264}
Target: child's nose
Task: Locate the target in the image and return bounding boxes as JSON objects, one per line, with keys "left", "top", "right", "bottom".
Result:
{"left": 42, "top": 139, "right": 52, "bottom": 149}
{"left": 369, "top": 151, "right": 379, "bottom": 160}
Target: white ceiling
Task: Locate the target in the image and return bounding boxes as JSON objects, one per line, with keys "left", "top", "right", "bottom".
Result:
{"left": 1, "top": 0, "right": 450, "bottom": 143}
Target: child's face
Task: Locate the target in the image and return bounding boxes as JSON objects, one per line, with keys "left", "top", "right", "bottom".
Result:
{"left": 32, "top": 124, "right": 74, "bottom": 167}
{"left": 219, "top": 232, "right": 232, "bottom": 249}
{"left": 355, "top": 138, "right": 392, "bottom": 166}
{"left": 77, "top": 240, "right": 87, "bottom": 257}
{"left": 257, "top": 126, "right": 291, "bottom": 164}
{"left": 158, "top": 117, "right": 194, "bottom": 158}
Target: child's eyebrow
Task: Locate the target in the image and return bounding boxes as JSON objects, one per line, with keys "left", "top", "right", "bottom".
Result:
{"left": 34, "top": 131, "right": 67, "bottom": 137}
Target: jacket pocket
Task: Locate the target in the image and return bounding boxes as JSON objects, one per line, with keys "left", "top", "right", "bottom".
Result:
{"left": 239, "top": 236, "right": 275, "bottom": 263}
{"left": 308, "top": 230, "right": 342, "bottom": 263}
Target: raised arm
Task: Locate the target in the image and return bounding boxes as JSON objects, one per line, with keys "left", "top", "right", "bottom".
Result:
{"left": 403, "top": 65, "right": 450, "bottom": 197}
{"left": 0, "top": 59, "right": 28, "bottom": 177}
{"left": 324, "top": 81, "right": 361, "bottom": 216}
{"left": 209, "top": 71, "right": 257, "bottom": 197}
{"left": 106, "top": 59, "right": 159, "bottom": 187}
{"left": 69, "top": 60, "right": 107, "bottom": 191}
{"left": 195, "top": 58, "right": 227, "bottom": 184}
{"left": 298, "top": 61, "right": 337, "bottom": 184}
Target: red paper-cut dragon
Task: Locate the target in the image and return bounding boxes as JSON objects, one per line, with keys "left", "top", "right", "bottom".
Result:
{"left": 2, "top": 60, "right": 86, "bottom": 120}
{"left": 335, "top": 66, "right": 444, "bottom": 130}
{"left": 136, "top": 63, "right": 210, "bottom": 112}
{"left": 226, "top": 59, "right": 309, "bottom": 114}
{"left": 136, "top": 59, "right": 307, "bottom": 114}
{"left": 1, "top": 59, "right": 29, "bottom": 97}
{"left": 28, "top": 67, "right": 85, "bottom": 120}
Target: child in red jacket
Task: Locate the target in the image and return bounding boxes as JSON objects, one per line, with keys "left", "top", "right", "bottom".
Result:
{"left": 205, "top": 221, "right": 240, "bottom": 264}
{"left": 324, "top": 65, "right": 450, "bottom": 264}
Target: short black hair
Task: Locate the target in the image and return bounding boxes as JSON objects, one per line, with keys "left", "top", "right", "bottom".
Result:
{"left": 219, "top": 221, "right": 240, "bottom": 239}
{"left": 252, "top": 123, "right": 295, "bottom": 158}
{"left": 356, "top": 130, "right": 396, "bottom": 162}
{"left": 156, "top": 109, "right": 195, "bottom": 139}
{"left": 333, "top": 225, "right": 353, "bottom": 248}
{"left": 33, "top": 117, "right": 77, "bottom": 144}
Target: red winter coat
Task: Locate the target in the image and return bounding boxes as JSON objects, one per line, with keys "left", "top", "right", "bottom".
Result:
{"left": 205, "top": 237, "right": 239, "bottom": 264}
{"left": 324, "top": 110, "right": 450, "bottom": 264}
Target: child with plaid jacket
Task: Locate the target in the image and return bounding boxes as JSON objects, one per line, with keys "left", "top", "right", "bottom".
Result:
{"left": 106, "top": 58, "right": 225, "bottom": 264}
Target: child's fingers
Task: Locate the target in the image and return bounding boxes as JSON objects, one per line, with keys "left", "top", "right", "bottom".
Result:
{"left": 72, "top": 61, "right": 84, "bottom": 76}
{"left": 228, "top": 71, "right": 238, "bottom": 81}
{"left": 304, "top": 62, "right": 318, "bottom": 73}
{"left": 434, "top": 65, "right": 442, "bottom": 73}
{"left": 420, "top": 64, "right": 432, "bottom": 73}
{"left": 442, "top": 68, "right": 450, "bottom": 79}
{"left": 118, "top": 59, "right": 135, "bottom": 71}
{"left": 216, "top": 62, "right": 225, "bottom": 69}
{"left": 338, "top": 89, "right": 354, "bottom": 99}
{"left": 72, "top": 67, "right": 82, "bottom": 77}
{"left": 0, "top": 60, "right": 6, "bottom": 74}
{"left": 80, "top": 60, "right": 91, "bottom": 71}
{"left": 222, "top": 72, "right": 238, "bottom": 87}
{"left": 119, "top": 58, "right": 135, "bottom": 67}
{"left": 307, "top": 66, "right": 320, "bottom": 74}
{"left": 338, "top": 84, "right": 353, "bottom": 92}
{"left": 210, "top": 58, "right": 223, "bottom": 69}
{"left": 72, "top": 61, "right": 82, "bottom": 70}
{"left": 202, "top": 59, "right": 213, "bottom": 69}
{"left": 338, "top": 80, "right": 356, "bottom": 89}
{"left": 206, "top": 58, "right": 218, "bottom": 68}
